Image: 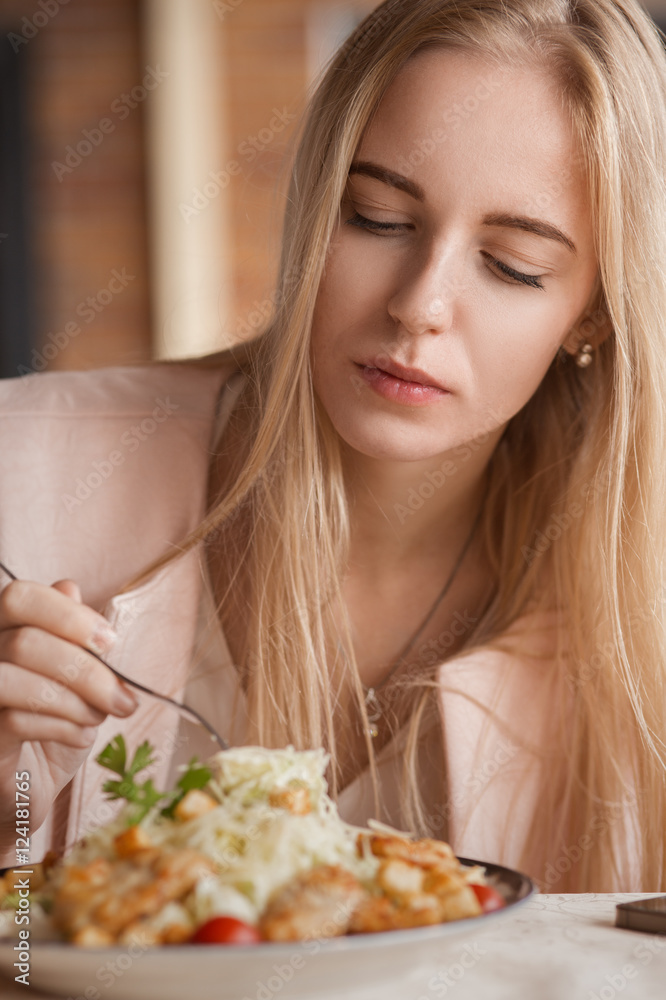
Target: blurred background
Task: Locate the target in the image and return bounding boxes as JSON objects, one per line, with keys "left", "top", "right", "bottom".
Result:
{"left": 0, "top": 0, "right": 664, "bottom": 376}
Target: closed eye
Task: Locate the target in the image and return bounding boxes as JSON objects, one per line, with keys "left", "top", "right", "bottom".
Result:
{"left": 344, "top": 210, "right": 410, "bottom": 234}
{"left": 481, "top": 252, "right": 545, "bottom": 290}
{"left": 345, "top": 211, "right": 545, "bottom": 290}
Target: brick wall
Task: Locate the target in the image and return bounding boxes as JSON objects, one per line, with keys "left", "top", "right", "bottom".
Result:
{"left": 1, "top": 0, "right": 152, "bottom": 372}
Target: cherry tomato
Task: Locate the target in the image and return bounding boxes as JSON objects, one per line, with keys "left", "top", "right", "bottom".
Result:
{"left": 191, "top": 916, "right": 261, "bottom": 945}
{"left": 471, "top": 883, "right": 505, "bottom": 914}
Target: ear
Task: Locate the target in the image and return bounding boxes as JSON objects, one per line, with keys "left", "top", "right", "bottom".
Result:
{"left": 559, "top": 276, "right": 613, "bottom": 360}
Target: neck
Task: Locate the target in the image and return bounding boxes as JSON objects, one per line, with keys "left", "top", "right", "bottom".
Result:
{"left": 342, "top": 434, "right": 500, "bottom": 570}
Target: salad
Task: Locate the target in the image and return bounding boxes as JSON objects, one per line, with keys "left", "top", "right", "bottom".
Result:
{"left": 0, "top": 738, "right": 503, "bottom": 947}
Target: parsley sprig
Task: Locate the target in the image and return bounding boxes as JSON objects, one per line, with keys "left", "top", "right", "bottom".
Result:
{"left": 96, "top": 735, "right": 213, "bottom": 826}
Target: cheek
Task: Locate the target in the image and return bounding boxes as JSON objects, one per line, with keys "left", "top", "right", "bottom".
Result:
{"left": 311, "top": 259, "right": 364, "bottom": 372}
{"left": 313, "top": 236, "right": 390, "bottom": 337}
{"left": 464, "top": 295, "right": 575, "bottom": 413}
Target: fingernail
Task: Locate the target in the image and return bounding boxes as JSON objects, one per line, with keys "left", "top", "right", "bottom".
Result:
{"left": 88, "top": 622, "right": 117, "bottom": 656}
{"left": 113, "top": 685, "right": 139, "bottom": 716}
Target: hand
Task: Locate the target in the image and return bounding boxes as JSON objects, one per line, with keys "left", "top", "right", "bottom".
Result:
{"left": 0, "top": 578, "right": 138, "bottom": 852}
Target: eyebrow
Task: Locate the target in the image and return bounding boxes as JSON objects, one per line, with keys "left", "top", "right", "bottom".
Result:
{"left": 481, "top": 212, "right": 577, "bottom": 255}
{"left": 349, "top": 160, "right": 425, "bottom": 202}
{"left": 348, "top": 159, "right": 578, "bottom": 255}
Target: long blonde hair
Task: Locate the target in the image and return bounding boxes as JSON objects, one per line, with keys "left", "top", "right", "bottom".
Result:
{"left": 132, "top": 0, "right": 666, "bottom": 891}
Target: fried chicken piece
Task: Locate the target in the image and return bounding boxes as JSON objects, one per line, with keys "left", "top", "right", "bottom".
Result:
{"left": 117, "top": 902, "right": 193, "bottom": 947}
{"left": 349, "top": 893, "right": 443, "bottom": 933}
{"left": 420, "top": 866, "right": 482, "bottom": 918}
{"left": 268, "top": 786, "right": 311, "bottom": 815}
{"left": 50, "top": 858, "right": 115, "bottom": 935}
{"left": 53, "top": 848, "right": 214, "bottom": 941}
{"left": 423, "top": 867, "right": 465, "bottom": 896}
{"left": 377, "top": 858, "right": 425, "bottom": 900}
{"left": 375, "top": 852, "right": 482, "bottom": 917}
{"left": 350, "top": 882, "right": 481, "bottom": 933}
{"left": 116, "top": 921, "right": 161, "bottom": 948}
{"left": 363, "top": 834, "right": 456, "bottom": 869}
{"left": 435, "top": 885, "right": 482, "bottom": 920}
{"left": 152, "top": 849, "right": 214, "bottom": 900}
{"left": 70, "top": 925, "right": 115, "bottom": 947}
{"left": 260, "top": 864, "right": 368, "bottom": 942}
{"left": 348, "top": 896, "right": 399, "bottom": 933}
{"left": 93, "top": 849, "right": 214, "bottom": 935}
{"left": 351, "top": 838, "right": 482, "bottom": 932}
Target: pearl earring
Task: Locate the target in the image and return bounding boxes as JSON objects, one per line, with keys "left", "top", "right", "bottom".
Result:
{"left": 575, "top": 342, "right": 594, "bottom": 368}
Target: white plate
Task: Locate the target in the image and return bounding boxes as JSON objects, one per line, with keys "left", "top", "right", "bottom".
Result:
{"left": 0, "top": 859, "right": 534, "bottom": 1000}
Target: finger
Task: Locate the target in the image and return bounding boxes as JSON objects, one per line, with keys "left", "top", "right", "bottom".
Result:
{"left": 0, "top": 709, "right": 99, "bottom": 750}
{"left": 0, "top": 579, "right": 116, "bottom": 656}
{"left": 0, "top": 661, "right": 107, "bottom": 727}
{"left": 0, "top": 627, "right": 138, "bottom": 718}
{"left": 52, "top": 579, "right": 82, "bottom": 604}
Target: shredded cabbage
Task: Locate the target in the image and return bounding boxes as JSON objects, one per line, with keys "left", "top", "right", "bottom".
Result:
{"left": 65, "top": 746, "right": 379, "bottom": 924}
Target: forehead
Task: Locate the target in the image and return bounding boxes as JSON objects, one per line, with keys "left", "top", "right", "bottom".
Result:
{"left": 357, "top": 47, "right": 590, "bottom": 231}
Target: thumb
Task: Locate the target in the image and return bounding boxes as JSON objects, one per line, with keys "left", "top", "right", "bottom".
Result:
{"left": 52, "top": 578, "right": 82, "bottom": 603}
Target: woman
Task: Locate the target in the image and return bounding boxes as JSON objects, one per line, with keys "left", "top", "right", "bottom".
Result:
{"left": 1, "top": 0, "right": 665, "bottom": 892}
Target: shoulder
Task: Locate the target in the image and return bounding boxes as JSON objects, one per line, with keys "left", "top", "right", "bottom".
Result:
{"left": 436, "top": 609, "right": 567, "bottom": 876}
{"left": 437, "top": 608, "right": 564, "bottom": 712}
{"left": 0, "top": 358, "right": 238, "bottom": 420}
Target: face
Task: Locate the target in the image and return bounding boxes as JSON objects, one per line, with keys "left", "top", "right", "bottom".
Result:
{"left": 310, "top": 48, "right": 600, "bottom": 463}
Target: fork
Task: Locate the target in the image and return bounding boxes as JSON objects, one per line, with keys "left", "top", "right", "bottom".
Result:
{"left": 0, "top": 561, "right": 229, "bottom": 752}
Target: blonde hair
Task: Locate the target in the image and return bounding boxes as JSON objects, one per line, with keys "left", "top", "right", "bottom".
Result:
{"left": 132, "top": 0, "right": 666, "bottom": 891}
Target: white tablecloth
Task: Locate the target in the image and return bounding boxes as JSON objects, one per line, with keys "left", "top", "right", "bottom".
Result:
{"left": 1, "top": 893, "right": 665, "bottom": 999}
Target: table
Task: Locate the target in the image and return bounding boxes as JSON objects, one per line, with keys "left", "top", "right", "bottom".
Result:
{"left": 1, "top": 894, "right": 665, "bottom": 999}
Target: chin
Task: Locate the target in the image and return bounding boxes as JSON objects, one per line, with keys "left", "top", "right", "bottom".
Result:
{"left": 331, "top": 414, "right": 451, "bottom": 463}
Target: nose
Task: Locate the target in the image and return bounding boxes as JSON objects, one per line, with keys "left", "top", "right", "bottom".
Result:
{"left": 387, "top": 247, "right": 456, "bottom": 336}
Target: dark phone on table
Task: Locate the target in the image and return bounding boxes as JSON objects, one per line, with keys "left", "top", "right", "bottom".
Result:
{"left": 616, "top": 896, "right": 666, "bottom": 935}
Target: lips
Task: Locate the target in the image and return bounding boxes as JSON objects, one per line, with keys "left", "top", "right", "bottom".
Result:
{"left": 359, "top": 357, "right": 451, "bottom": 392}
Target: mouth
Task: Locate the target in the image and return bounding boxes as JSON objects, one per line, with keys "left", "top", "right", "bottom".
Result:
{"left": 357, "top": 357, "right": 451, "bottom": 392}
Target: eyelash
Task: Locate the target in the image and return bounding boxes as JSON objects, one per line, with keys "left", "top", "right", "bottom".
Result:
{"left": 344, "top": 210, "right": 546, "bottom": 290}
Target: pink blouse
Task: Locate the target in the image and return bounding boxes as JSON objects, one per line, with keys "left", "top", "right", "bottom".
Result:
{"left": 0, "top": 362, "right": 570, "bottom": 885}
